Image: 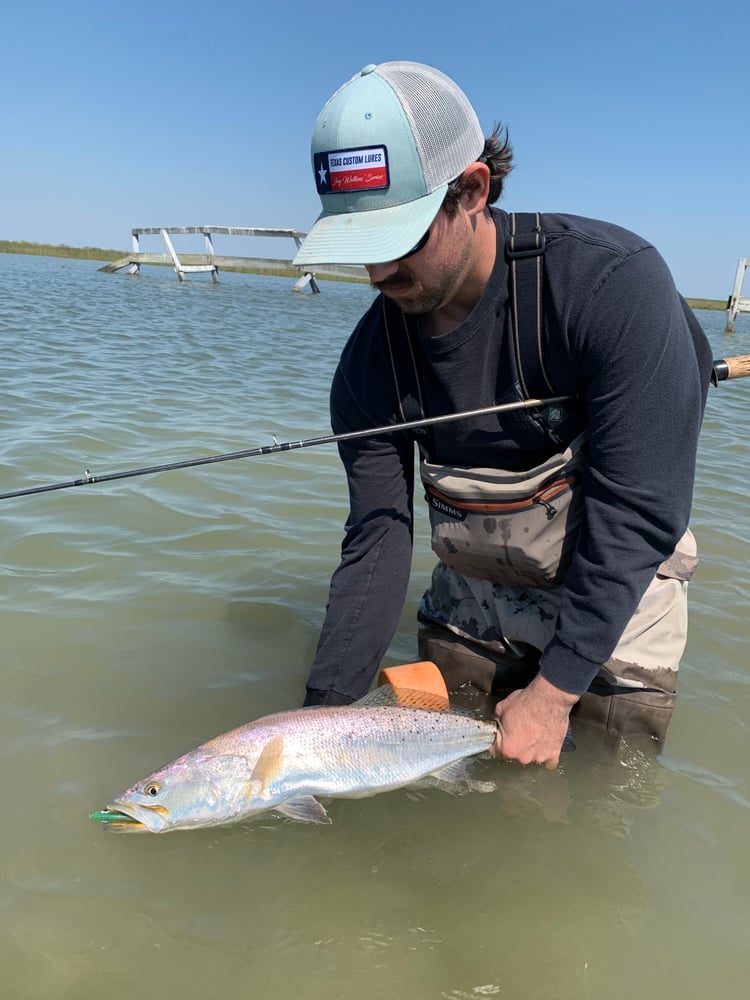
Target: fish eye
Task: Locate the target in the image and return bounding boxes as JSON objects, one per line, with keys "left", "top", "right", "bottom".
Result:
{"left": 143, "top": 782, "right": 161, "bottom": 797}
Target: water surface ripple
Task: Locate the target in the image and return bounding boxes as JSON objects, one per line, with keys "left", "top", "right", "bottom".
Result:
{"left": 1, "top": 254, "right": 749, "bottom": 999}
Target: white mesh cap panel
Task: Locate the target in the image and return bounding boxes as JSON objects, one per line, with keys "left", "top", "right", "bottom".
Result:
{"left": 377, "top": 62, "right": 484, "bottom": 191}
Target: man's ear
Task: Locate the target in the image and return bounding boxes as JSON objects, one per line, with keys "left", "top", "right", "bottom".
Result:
{"left": 460, "top": 162, "right": 491, "bottom": 216}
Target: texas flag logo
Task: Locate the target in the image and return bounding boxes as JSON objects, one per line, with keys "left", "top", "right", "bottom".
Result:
{"left": 314, "top": 146, "right": 389, "bottom": 195}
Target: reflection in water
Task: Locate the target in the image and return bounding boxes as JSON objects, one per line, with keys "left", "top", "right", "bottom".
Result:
{"left": 447, "top": 684, "right": 668, "bottom": 832}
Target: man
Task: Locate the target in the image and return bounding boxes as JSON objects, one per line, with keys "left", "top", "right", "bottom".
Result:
{"left": 293, "top": 61, "right": 713, "bottom": 766}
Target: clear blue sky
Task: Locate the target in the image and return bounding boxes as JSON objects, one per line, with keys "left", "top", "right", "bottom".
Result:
{"left": 1, "top": 0, "right": 747, "bottom": 298}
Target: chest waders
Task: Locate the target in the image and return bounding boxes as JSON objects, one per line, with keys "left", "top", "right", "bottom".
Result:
{"left": 387, "top": 213, "right": 696, "bottom": 746}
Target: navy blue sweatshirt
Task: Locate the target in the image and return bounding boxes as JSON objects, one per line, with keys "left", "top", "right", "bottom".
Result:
{"left": 305, "top": 209, "right": 713, "bottom": 705}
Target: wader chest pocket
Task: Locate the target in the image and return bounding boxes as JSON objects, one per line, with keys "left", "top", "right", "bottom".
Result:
{"left": 420, "top": 434, "right": 588, "bottom": 589}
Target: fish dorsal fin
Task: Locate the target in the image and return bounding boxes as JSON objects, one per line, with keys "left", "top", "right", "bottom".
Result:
{"left": 275, "top": 795, "right": 331, "bottom": 825}
{"left": 354, "top": 685, "right": 451, "bottom": 713}
{"left": 249, "top": 734, "right": 284, "bottom": 798}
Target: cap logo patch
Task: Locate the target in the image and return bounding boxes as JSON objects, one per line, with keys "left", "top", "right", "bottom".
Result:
{"left": 314, "top": 146, "right": 389, "bottom": 195}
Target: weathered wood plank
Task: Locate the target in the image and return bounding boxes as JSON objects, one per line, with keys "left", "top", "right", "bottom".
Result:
{"left": 98, "top": 253, "right": 365, "bottom": 281}
{"left": 132, "top": 226, "right": 307, "bottom": 239}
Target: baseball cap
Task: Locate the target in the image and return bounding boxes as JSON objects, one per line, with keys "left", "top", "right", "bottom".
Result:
{"left": 293, "top": 61, "right": 484, "bottom": 267}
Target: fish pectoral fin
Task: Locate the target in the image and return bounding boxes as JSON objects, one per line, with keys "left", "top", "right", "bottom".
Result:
{"left": 416, "top": 759, "right": 477, "bottom": 796}
{"left": 275, "top": 795, "right": 331, "bottom": 825}
{"left": 249, "top": 734, "right": 285, "bottom": 799}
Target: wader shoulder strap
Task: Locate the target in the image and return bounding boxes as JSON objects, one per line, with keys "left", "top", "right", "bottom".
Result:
{"left": 383, "top": 297, "right": 421, "bottom": 422}
{"left": 505, "top": 212, "right": 557, "bottom": 397}
{"left": 382, "top": 296, "right": 433, "bottom": 455}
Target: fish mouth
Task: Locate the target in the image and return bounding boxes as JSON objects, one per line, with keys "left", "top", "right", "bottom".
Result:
{"left": 100, "top": 800, "right": 171, "bottom": 833}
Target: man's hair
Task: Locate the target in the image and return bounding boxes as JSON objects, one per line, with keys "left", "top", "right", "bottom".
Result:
{"left": 442, "top": 124, "right": 514, "bottom": 219}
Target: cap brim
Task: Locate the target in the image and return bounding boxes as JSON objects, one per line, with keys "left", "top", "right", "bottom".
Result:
{"left": 293, "top": 185, "right": 447, "bottom": 267}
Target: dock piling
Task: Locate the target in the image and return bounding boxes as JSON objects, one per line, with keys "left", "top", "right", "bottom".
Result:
{"left": 725, "top": 258, "right": 750, "bottom": 332}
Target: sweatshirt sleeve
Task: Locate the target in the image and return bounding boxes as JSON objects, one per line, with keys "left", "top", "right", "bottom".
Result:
{"left": 303, "top": 360, "right": 416, "bottom": 705}
{"left": 539, "top": 246, "right": 712, "bottom": 694}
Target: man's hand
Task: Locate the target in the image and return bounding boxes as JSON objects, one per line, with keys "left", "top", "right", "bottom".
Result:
{"left": 491, "top": 674, "right": 579, "bottom": 769}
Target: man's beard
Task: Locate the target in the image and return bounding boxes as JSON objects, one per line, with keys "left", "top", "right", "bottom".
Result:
{"left": 371, "top": 272, "right": 448, "bottom": 314}
{"left": 370, "top": 234, "right": 472, "bottom": 316}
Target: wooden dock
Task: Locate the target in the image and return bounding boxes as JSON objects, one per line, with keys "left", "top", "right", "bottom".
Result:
{"left": 99, "top": 226, "right": 366, "bottom": 290}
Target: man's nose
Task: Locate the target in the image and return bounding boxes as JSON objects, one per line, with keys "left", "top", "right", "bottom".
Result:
{"left": 365, "top": 260, "right": 400, "bottom": 283}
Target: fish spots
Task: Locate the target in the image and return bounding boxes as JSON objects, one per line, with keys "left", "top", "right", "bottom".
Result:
{"left": 483, "top": 517, "right": 497, "bottom": 534}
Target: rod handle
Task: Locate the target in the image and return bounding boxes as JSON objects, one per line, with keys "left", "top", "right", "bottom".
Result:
{"left": 711, "top": 354, "right": 750, "bottom": 385}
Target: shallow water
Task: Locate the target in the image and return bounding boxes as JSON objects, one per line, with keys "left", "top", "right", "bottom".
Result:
{"left": 1, "top": 254, "right": 749, "bottom": 999}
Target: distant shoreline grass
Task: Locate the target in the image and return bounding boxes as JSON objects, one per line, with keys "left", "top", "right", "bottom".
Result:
{"left": 0, "top": 239, "right": 727, "bottom": 307}
{"left": 685, "top": 298, "right": 726, "bottom": 311}
{"left": 0, "top": 239, "right": 125, "bottom": 262}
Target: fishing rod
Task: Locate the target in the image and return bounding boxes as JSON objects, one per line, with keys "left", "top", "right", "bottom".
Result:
{"left": 710, "top": 353, "right": 750, "bottom": 385}
{"left": 0, "top": 395, "right": 573, "bottom": 502}
{"left": 1, "top": 354, "right": 749, "bottom": 503}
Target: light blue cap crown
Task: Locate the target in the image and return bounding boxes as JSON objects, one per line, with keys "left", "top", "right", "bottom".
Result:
{"left": 294, "top": 62, "right": 484, "bottom": 266}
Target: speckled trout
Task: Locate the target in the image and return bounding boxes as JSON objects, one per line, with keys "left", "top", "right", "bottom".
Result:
{"left": 94, "top": 687, "right": 498, "bottom": 832}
